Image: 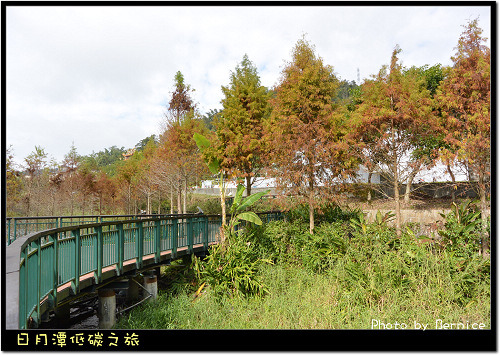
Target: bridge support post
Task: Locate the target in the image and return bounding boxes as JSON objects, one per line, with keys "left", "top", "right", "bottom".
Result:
{"left": 41, "top": 310, "right": 51, "bottom": 324}
{"left": 143, "top": 273, "right": 157, "bottom": 302}
{"left": 127, "top": 276, "right": 141, "bottom": 302}
{"left": 98, "top": 288, "right": 116, "bottom": 329}
{"left": 54, "top": 302, "right": 71, "bottom": 327}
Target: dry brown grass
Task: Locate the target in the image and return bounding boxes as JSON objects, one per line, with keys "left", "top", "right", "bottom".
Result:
{"left": 345, "top": 197, "right": 488, "bottom": 211}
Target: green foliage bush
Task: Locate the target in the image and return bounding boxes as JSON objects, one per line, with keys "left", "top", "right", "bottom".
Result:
{"left": 287, "top": 202, "right": 361, "bottom": 224}
{"left": 433, "top": 200, "right": 490, "bottom": 306}
{"left": 437, "top": 200, "right": 484, "bottom": 256}
{"left": 187, "top": 196, "right": 222, "bottom": 214}
{"left": 192, "top": 234, "right": 272, "bottom": 298}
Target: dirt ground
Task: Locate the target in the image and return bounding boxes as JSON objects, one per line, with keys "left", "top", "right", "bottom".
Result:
{"left": 344, "top": 197, "right": 489, "bottom": 211}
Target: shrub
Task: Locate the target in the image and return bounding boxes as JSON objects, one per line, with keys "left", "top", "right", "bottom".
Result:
{"left": 287, "top": 202, "right": 361, "bottom": 224}
{"left": 299, "top": 222, "right": 349, "bottom": 273}
{"left": 192, "top": 235, "right": 272, "bottom": 298}
{"left": 187, "top": 196, "right": 222, "bottom": 214}
{"left": 437, "top": 199, "right": 483, "bottom": 257}
{"left": 248, "top": 219, "right": 307, "bottom": 265}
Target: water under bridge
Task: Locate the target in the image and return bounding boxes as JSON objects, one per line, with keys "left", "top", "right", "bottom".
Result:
{"left": 5, "top": 212, "right": 282, "bottom": 329}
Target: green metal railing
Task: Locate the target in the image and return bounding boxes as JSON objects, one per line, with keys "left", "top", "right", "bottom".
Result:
{"left": 9, "top": 211, "right": 283, "bottom": 329}
{"left": 5, "top": 214, "right": 180, "bottom": 246}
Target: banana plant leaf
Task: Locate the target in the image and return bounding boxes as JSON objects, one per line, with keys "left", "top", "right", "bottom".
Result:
{"left": 237, "top": 212, "right": 263, "bottom": 226}
{"left": 237, "top": 189, "right": 270, "bottom": 212}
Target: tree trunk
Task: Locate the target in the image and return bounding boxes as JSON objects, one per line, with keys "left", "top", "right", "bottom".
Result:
{"left": 478, "top": 171, "right": 489, "bottom": 257}
{"left": 219, "top": 172, "right": 226, "bottom": 245}
{"left": 308, "top": 173, "right": 315, "bottom": 235}
{"left": 127, "top": 184, "right": 131, "bottom": 215}
{"left": 183, "top": 178, "right": 187, "bottom": 214}
{"left": 367, "top": 172, "right": 372, "bottom": 202}
{"left": 26, "top": 191, "right": 31, "bottom": 216}
{"left": 446, "top": 163, "right": 456, "bottom": 201}
{"left": 170, "top": 186, "right": 174, "bottom": 214}
{"left": 158, "top": 190, "right": 161, "bottom": 215}
{"left": 392, "top": 126, "right": 401, "bottom": 236}
{"left": 177, "top": 181, "right": 182, "bottom": 214}
{"left": 51, "top": 192, "right": 56, "bottom": 215}
{"left": 404, "top": 165, "right": 420, "bottom": 204}
{"left": 394, "top": 176, "right": 401, "bottom": 236}
{"left": 220, "top": 190, "right": 226, "bottom": 228}
{"left": 246, "top": 175, "right": 252, "bottom": 197}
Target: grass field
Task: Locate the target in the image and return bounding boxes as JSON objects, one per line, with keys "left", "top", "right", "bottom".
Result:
{"left": 116, "top": 262, "right": 490, "bottom": 329}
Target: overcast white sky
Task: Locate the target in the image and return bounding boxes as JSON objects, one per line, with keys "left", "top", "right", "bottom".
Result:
{"left": 6, "top": 5, "right": 492, "bottom": 167}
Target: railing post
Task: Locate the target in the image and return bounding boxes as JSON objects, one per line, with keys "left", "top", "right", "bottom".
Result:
{"left": 117, "top": 223, "right": 124, "bottom": 275}
{"left": 204, "top": 216, "right": 209, "bottom": 250}
{"left": 13, "top": 219, "right": 17, "bottom": 245}
{"left": 188, "top": 216, "right": 193, "bottom": 254}
{"left": 45, "top": 232, "right": 58, "bottom": 314}
{"left": 154, "top": 219, "right": 161, "bottom": 263}
{"left": 7, "top": 219, "right": 11, "bottom": 246}
{"left": 71, "top": 229, "right": 81, "bottom": 294}
{"left": 95, "top": 225, "right": 103, "bottom": 284}
{"left": 19, "top": 248, "right": 27, "bottom": 329}
{"left": 136, "top": 221, "right": 144, "bottom": 269}
{"left": 51, "top": 232, "right": 59, "bottom": 309}
{"left": 172, "top": 218, "right": 178, "bottom": 259}
{"left": 36, "top": 239, "right": 41, "bottom": 327}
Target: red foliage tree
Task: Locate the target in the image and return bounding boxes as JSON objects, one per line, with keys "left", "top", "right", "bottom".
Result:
{"left": 264, "top": 37, "right": 355, "bottom": 234}
{"left": 435, "top": 18, "right": 490, "bottom": 255}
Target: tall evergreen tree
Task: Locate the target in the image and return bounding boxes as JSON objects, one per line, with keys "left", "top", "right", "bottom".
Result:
{"left": 216, "top": 54, "right": 271, "bottom": 196}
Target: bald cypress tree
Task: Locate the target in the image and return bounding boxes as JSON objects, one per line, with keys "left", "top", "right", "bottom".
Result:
{"left": 166, "top": 71, "right": 196, "bottom": 124}
{"left": 216, "top": 54, "right": 271, "bottom": 196}
{"left": 354, "top": 46, "right": 434, "bottom": 235}
{"left": 435, "top": 18, "right": 490, "bottom": 256}
{"left": 265, "top": 37, "right": 354, "bottom": 234}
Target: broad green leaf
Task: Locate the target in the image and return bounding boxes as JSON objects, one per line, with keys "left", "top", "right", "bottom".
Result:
{"left": 208, "top": 159, "right": 221, "bottom": 174}
{"left": 231, "top": 184, "right": 246, "bottom": 213}
{"left": 193, "top": 133, "right": 211, "bottom": 151}
{"left": 237, "top": 189, "right": 270, "bottom": 212}
{"left": 194, "top": 133, "right": 221, "bottom": 174}
{"left": 236, "top": 211, "right": 263, "bottom": 225}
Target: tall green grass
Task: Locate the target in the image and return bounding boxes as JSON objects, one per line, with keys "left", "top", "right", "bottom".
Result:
{"left": 116, "top": 262, "right": 489, "bottom": 329}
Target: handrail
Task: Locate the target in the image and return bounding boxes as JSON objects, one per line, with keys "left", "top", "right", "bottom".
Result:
{"left": 5, "top": 213, "right": 191, "bottom": 245}
{"left": 6, "top": 211, "right": 283, "bottom": 329}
